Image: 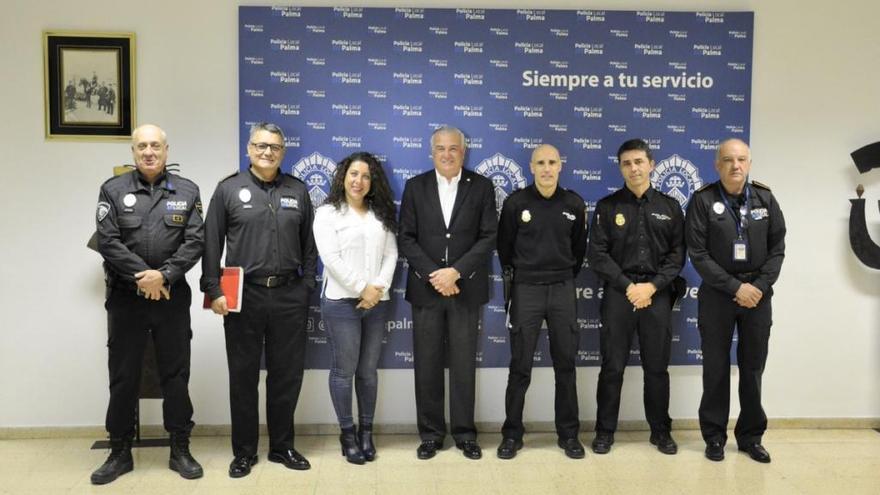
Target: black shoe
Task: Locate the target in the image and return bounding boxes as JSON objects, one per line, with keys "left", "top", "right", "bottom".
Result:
{"left": 340, "top": 427, "right": 366, "bottom": 465}
{"left": 358, "top": 424, "right": 376, "bottom": 462}
{"left": 496, "top": 437, "right": 523, "bottom": 460}
{"left": 738, "top": 443, "right": 771, "bottom": 463}
{"left": 705, "top": 441, "right": 725, "bottom": 462}
{"left": 416, "top": 440, "right": 442, "bottom": 460}
{"left": 456, "top": 440, "right": 482, "bottom": 460}
{"left": 90, "top": 439, "right": 133, "bottom": 485}
{"left": 268, "top": 449, "right": 311, "bottom": 470}
{"left": 169, "top": 433, "right": 203, "bottom": 479}
{"left": 228, "top": 455, "right": 258, "bottom": 478}
{"left": 590, "top": 432, "right": 614, "bottom": 455}
{"left": 558, "top": 437, "right": 586, "bottom": 459}
{"left": 649, "top": 431, "right": 678, "bottom": 455}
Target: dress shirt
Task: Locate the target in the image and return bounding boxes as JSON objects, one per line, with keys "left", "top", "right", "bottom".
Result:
{"left": 435, "top": 169, "right": 462, "bottom": 228}
{"left": 314, "top": 203, "right": 398, "bottom": 300}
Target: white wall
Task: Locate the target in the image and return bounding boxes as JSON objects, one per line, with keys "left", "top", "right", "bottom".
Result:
{"left": 1, "top": 0, "right": 878, "bottom": 429}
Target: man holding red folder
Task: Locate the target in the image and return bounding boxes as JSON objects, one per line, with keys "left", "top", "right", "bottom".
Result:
{"left": 201, "top": 122, "right": 317, "bottom": 478}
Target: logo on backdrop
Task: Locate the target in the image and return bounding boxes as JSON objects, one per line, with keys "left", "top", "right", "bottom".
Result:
{"left": 651, "top": 154, "right": 703, "bottom": 209}
{"left": 291, "top": 152, "right": 337, "bottom": 208}
{"left": 475, "top": 153, "right": 528, "bottom": 216}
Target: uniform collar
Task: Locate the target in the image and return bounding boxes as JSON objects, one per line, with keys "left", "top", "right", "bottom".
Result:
{"left": 131, "top": 170, "right": 173, "bottom": 193}
{"left": 530, "top": 183, "right": 561, "bottom": 200}
{"left": 248, "top": 167, "right": 283, "bottom": 189}
{"left": 622, "top": 184, "right": 655, "bottom": 202}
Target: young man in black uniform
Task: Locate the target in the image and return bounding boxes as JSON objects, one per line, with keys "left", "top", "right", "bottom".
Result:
{"left": 93, "top": 124, "right": 204, "bottom": 484}
{"left": 587, "top": 139, "right": 685, "bottom": 455}
{"left": 685, "top": 138, "right": 785, "bottom": 463}
{"left": 201, "top": 122, "right": 317, "bottom": 477}
{"left": 496, "top": 144, "right": 589, "bottom": 460}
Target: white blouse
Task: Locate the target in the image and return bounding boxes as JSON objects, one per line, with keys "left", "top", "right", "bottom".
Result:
{"left": 313, "top": 203, "right": 398, "bottom": 301}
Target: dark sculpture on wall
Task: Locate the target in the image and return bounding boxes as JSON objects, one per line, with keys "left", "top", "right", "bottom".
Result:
{"left": 849, "top": 142, "right": 880, "bottom": 268}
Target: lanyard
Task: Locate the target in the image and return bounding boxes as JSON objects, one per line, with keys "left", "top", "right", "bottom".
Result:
{"left": 717, "top": 182, "right": 750, "bottom": 240}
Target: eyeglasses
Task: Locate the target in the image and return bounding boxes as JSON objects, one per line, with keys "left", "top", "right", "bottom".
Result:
{"left": 250, "top": 142, "right": 285, "bottom": 153}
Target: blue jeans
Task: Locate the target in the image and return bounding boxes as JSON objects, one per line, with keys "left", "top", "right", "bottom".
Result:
{"left": 321, "top": 298, "right": 388, "bottom": 429}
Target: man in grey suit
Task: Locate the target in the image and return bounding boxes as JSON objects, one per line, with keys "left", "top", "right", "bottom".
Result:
{"left": 398, "top": 126, "right": 497, "bottom": 460}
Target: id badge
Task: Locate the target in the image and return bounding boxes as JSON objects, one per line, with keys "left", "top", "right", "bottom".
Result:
{"left": 733, "top": 239, "right": 749, "bottom": 262}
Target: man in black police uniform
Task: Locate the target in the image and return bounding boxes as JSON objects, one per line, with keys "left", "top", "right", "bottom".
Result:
{"left": 587, "top": 138, "right": 685, "bottom": 455}
{"left": 685, "top": 138, "right": 785, "bottom": 463}
{"left": 92, "top": 124, "right": 204, "bottom": 484}
{"left": 496, "top": 144, "right": 588, "bottom": 460}
{"left": 399, "top": 126, "right": 497, "bottom": 460}
{"left": 201, "top": 122, "right": 317, "bottom": 477}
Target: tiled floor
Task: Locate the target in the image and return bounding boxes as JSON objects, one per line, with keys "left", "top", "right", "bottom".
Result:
{"left": 1, "top": 429, "right": 878, "bottom": 494}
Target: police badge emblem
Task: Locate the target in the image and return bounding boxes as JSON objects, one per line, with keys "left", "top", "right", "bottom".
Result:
{"left": 615, "top": 213, "right": 625, "bottom": 226}
{"left": 651, "top": 154, "right": 704, "bottom": 210}
{"left": 96, "top": 202, "right": 111, "bottom": 222}
{"left": 521, "top": 210, "right": 531, "bottom": 222}
{"left": 475, "top": 153, "right": 527, "bottom": 218}
{"left": 292, "top": 152, "right": 337, "bottom": 209}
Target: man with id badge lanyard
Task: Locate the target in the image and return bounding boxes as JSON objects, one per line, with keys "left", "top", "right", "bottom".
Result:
{"left": 685, "top": 139, "right": 786, "bottom": 463}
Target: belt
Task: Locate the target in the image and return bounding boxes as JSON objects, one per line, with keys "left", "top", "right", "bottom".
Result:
{"left": 624, "top": 273, "right": 655, "bottom": 283}
{"left": 244, "top": 273, "right": 299, "bottom": 288}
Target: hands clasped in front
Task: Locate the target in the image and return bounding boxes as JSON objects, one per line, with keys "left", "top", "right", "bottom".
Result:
{"left": 135, "top": 269, "right": 170, "bottom": 301}
{"left": 626, "top": 282, "right": 656, "bottom": 310}
{"left": 357, "top": 284, "right": 385, "bottom": 309}
{"left": 734, "top": 283, "right": 763, "bottom": 308}
{"left": 429, "top": 267, "right": 460, "bottom": 297}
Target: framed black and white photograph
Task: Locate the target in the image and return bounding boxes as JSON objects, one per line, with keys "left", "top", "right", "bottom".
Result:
{"left": 43, "top": 31, "right": 135, "bottom": 140}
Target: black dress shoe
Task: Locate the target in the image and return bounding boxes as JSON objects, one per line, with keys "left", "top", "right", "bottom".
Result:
{"left": 268, "top": 449, "right": 311, "bottom": 470}
{"left": 229, "top": 455, "right": 258, "bottom": 478}
{"left": 456, "top": 440, "right": 482, "bottom": 460}
{"left": 558, "top": 437, "right": 586, "bottom": 459}
{"left": 738, "top": 443, "right": 771, "bottom": 463}
{"left": 705, "top": 441, "right": 725, "bottom": 461}
{"left": 496, "top": 437, "right": 523, "bottom": 460}
{"left": 590, "top": 432, "right": 614, "bottom": 454}
{"left": 416, "top": 440, "right": 442, "bottom": 460}
{"left": 649, "top": 431, "right": 678, "bottom": 455}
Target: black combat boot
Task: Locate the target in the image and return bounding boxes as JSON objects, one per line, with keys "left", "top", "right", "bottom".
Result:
{"left": 169, "top": 432, "right": 203, "bottom": 479}
{"left": 358, "top": 424, "right": 376, "bottom": 461}
{"left": 90, "top": 438, "right": 133, "bottom": 485}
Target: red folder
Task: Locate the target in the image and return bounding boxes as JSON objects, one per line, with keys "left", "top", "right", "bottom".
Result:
{"left": 203, "top": 267, "right": 243, "bottom": 312}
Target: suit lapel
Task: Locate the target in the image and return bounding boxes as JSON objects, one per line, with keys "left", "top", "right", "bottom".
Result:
{"left": 448, "top": 170, "right": 473, "bottom": 228}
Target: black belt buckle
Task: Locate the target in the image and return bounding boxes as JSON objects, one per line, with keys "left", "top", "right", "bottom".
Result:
{"left": 265, "top": 275, "right": 278, "bottom": 288}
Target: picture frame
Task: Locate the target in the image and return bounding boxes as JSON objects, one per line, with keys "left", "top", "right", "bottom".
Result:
{"left": 43, "top": 31, "right": 136, "bottom": 141}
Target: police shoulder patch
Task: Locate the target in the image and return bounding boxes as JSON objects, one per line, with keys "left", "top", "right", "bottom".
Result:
{"left": 218, "top": 170, "right": 239, "bottom": 184}
{"left": 695, "top": 183, "right": 713, "bottom": 193}
{"left": 96, "top": 202, "right": 111, "bottom": 222}
{"left": 751, "top": 180, "right": 771, "bottom": 191}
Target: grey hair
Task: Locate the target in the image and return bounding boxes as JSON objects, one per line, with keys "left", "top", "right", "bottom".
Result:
{"left": 430, "top": 125, "right": 466, "bottom": 149}
{"left": 249, "top": 122, "right": 286, "bottom": 142}
{"left": 131, "top": 124, "right": 167, "bottom": 143}
{"left": 715, "top": 138, "right": 751, "bottom": 162}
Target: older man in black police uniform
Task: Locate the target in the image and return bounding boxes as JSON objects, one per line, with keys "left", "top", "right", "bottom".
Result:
{"left": 685, "top": 138, "right": 785, "bottom": 463}
{"left": 398, "top": 125, "right": 497, "bottom": 460}
{"left": 587, "top": 138, "right": 685, "bottom": 455}
{"left": 92, "top": 124, "right": 204, "bottom": 484}
{"left": 202, "top": 122, "right": 317, "bottom": 477}
{"left": 496, "top": 144, "right": 588, "bottom": 460}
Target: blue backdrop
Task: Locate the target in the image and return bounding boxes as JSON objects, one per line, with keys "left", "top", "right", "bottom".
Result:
{"left": 238, "top": 7, "right": 753, "bottom": 368}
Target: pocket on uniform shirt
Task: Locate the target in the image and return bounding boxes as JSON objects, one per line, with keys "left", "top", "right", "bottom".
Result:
{"left": 117, "top": 216, "right": 142, "bottom": 229}
{"left": 163, "top": 214, "right": 187, "bottom": 227}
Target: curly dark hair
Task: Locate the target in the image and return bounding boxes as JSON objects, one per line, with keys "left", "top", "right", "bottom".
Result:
{"left": 325, "top": 152, "right": 398, "bottom": 232}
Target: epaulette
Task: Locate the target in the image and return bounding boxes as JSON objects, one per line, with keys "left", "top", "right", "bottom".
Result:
{"left": 751, "top": 180, "right": 771, "bottom": 191}
{"left": 695, "top": 183, "right": 713, "bottom": 193}
{"left": 217, "top": 170, "right": 239, "bottom": 184}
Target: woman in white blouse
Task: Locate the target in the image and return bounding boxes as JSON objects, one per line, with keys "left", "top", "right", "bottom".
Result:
{"left": 313, "top": 152, "right": 398, "bottom": 465}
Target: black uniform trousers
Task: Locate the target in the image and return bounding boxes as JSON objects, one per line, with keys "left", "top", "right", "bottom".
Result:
{"left": 411, "top": 298, "right": 480, "bottom": 443}
{"left": 697, "top": 284, "right": 771, "bottom": 447}
{"left": 596, "top": 286, "right": 672, "bottom": 434}
{"left": 105, "top": 282, "right": 194, "bottom": 439}
{"left": 223, "top": 279, "right": 309, "bottom": 457}
{"left": 502, "top": 280, "right": 580, "bottom": 441}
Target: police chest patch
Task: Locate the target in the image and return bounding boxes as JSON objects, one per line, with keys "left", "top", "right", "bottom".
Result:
{"left": 280, "top": 196, "right": 299, "bottom": 209}
{"left": 96, "top": 202, "right": 111, "bottom": 222}
{"left": 751, "top": 208, "right": 769, "bottom": 220}
{"left": 562, "top": 211, "right": 576, "bottom": 221}
{"left": 166, "top": 200, "right": 188, "bottom": 211}
{"left": 651, "top": 212, "right": 672, "bottom": 221}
